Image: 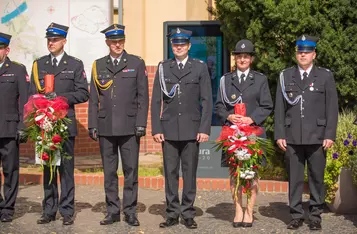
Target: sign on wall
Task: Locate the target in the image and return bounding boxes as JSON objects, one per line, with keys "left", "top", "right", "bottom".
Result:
{"left": 0, "top": 0, "right": 112, "bottom": 82}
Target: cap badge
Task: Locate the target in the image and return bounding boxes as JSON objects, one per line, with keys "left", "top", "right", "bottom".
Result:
{"left": 302, "top": 35, "right": 306, "bottom": 41}
{"left": 177, "top": 28, "right": 181, "bottom": 33}
{"left": 231, "top": 94, "right": 236, "bottom": 99}
{"left": 113, "top": 25, "right": 119, "bottom": 30}
{"left": 50, "top": 23, "right": 54, "bottom": 28}
{"left": 241, "top": 43, "right": 245, "bottom": 49}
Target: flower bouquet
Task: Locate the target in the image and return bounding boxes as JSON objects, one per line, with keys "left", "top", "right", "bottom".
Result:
{"left": 23, "top": 94, "right": 71, "bottom": 183}
{"left": 214, "top": 103, "right": 273, "bottom": 199}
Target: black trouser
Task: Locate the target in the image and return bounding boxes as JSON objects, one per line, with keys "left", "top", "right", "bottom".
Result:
{"left": 99, "top": 135, "right": 139, "bottom": 215}
{"left": 42, "top": 137, "right": 75, "bottom": 217}
{"left": 162, "top": 140, "right": 199, "bottom": 219}
{"left": 0, "top": 138, "right": 19, "bottom": 217}
{"left": 285, "top": 144, "right": 326, "bottom": 222}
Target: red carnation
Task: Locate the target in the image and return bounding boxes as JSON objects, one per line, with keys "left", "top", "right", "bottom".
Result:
{"left": 52, "top": 135, "right": 62, "bottom": 144}
{"left": 258, "top": 150, "right": 263, "bottom": 155}
{"left": 233, "top": 172, "right": 238, "bottom": 177}
{"left": 229, "top": 157, "right": 235, "bottom": 162}
{"left": 42, "top": 152, "right": 49, "bottom": 161}
{"left": 50, "top": 145, "right": 57, "bottom": 151}
{"left": 231, "top": 163, "right": 237, "bottom": 168}
{"left": 252, "top": 165, "right": 259, "bottom": 169}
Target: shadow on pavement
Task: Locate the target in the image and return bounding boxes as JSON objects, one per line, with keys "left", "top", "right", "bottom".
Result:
{"left": 91, "top": 201, "right": 146, "bottom": 214}
{"left": 14, "top": 197, "right": 42, "bottom": 220}
{"left": 148, "top": 203, "right": 204, "bottom": 219}
{"left": 205, "top": 202, "right": 234, "bottom": 222}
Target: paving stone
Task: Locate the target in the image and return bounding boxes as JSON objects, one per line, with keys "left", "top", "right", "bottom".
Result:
{"left": 0, "top": 185, "right": 356, "bottom": 233}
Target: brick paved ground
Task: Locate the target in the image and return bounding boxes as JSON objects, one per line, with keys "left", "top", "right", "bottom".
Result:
{"left": 1, "top": 185, "right": 356, "bottom": 234}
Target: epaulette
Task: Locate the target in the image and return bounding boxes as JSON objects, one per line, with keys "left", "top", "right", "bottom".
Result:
{"left": 318, "top": 66, "right": 332, "bottom": 73}
{"left": 192, "top": 58, "right": 204, "bottom": 63}
{"left": 35, "top": 55, "right": 47, "bottom": 61}
{"left": 68, "top": 55, "right": 82, "bottom": 62}
{"left": 223, "top": 71, "right": 234, "bottom": 78}
{"left": 252, "top": 70, "right": 264, "bottom": 76}
{"left": 158, "top": 59, "right": 171, "bottom": 65}
{"left": 12, "top": 61, "right": 25, "bottom": 67}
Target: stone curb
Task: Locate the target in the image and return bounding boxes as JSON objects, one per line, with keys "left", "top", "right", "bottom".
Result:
{"left": 17, "top": 172, "right": 297, "bottom": 193}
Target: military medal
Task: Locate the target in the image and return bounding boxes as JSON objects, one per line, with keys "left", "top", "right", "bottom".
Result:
{"left": 231, "top": 94, "right": 236, "bottom": 99}
{"left": 309, "top": 82, "right": 314, "bottom": 91}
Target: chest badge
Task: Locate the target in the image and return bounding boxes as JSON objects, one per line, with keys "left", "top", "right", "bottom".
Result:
{"left": 231, "top": 94, "right": 236, "bottom": 99}
{"left": 309, "top": 83, "right": 314, "bottom": 91}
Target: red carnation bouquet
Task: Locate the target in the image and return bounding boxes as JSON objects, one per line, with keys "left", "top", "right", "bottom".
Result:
{"left": 24, "top": 94, "right": 71, "bottom": 183}
{"left": 214, "top": 103, "right": 273, "bottom": 199}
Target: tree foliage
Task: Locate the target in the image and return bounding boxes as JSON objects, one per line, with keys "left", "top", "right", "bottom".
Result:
{"left": 212, "top": 0, "right": 357, "bottom": 109}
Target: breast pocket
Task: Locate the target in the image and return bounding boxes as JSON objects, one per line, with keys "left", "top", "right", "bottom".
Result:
{"left": 163, "top": 78, "right": 177, "bottom": 102}
{"left": 285, "top": 85, "right": 300, "bottom": 99}
{"left": 59, "top": 73, "right": 75, "bottom": 81}
{"left": 0, "top": 76, "right": 17, "bottom": 91}
{"left": 311, "top": 85, "right": 325, "bottom": 93}
{"left": 122, "top": 71, "right": 137, "bottom": 79}
{"left": 0, "top": 76, "right": 16, "bottom": 84}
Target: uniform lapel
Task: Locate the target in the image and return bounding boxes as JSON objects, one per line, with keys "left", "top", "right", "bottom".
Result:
{"left": 43, "top": 54, "right": 53, "bottom": 75}
{"left": 303, "top": 65, "right": 317, "bottom": 90}
{"left": 230, "top": 71, "right": 242, "bottom": 92}
{"left": 106, "top": 55, "right": 115, "bottom": 74}
{"left": 115, "top": 51, "right": 128, "bottom": 74}
{"left": 180, "top": 57, "right": 192, "bottom": 79}
{"left": 54, "top": 52, "right": 69, "bottom": 77}
{"left": 170, "top": 59, "right": 181, "bottom": 79}
{"left": 291, "top": 67, "right": 304, "bottom": 90}
{"left": 0, "top": 57, "right": 10, "bottom": 76}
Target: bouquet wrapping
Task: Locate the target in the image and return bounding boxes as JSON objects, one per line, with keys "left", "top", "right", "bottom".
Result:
{"left": 215, "top": 103, "right": 273, "bottom": 198}
{"left": 24, "top": 93, "right": 71, "bottom": 184}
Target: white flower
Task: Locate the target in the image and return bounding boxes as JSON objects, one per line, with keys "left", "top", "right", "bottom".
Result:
{"left": 60, "top": 129, "right": 64, "bottom": 132}
{"left": 64, "top": 126, "right": 68, "bottom": 130}
{"left": 37, "top": 136, "right": 42, "bottom": 140}
{"left": 37, "top": 141, "right": 42, "bottom": 145}
{"left": 245, "top": 175, "right": 254, "bottom": 179}
{"left": 245, "top": 170, "right": 250, "bottom": 174}
{"left": 240, "top": 173, "right": 246, "bottom": 178}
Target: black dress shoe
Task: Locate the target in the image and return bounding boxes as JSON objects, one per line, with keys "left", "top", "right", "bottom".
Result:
{"left": 124, "top": 214, "right": 140, "bottom": 226}
{"left": 182, "top": 218, "right": 198, "bottom": 229}
{"left": 309, "top": 220, "right": 322, "bottom": 231}
{"left": 159, "top": 217, "right": 179, "bottom": 228}
{"left": 1, "top": 213, "right": 13, "bottom": 222}
{"left": 37, "top": 214, "right": 56, "bottom": 224}
{"left": 63, "top": 215, "right": 74, "bottom": 225}
{"left": 100, "top": 213, "right": 120, "bottom": 225}
{"left": 242, "top": 221, "right": 253, "bottom": 228}
{"left": 287, "top": 219, "right": 304, "bottom": 230}
{"left": 232, "top": 221, "right": 242, "bottom": 228}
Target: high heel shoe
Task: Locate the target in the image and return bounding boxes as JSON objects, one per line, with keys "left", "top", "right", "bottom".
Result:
{"left": 232, "top": 221, "right": 242, "bottom": 228}
{"left": 242, "top": 220, "right": 254, "bottom": 228}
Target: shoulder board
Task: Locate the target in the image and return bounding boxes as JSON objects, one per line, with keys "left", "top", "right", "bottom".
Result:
{"left": 12, "top": 61, "right": 25, "bottom": 67}
{"left": 223, "top": 71, "right": 234, "bottom": 77}
{"left": 159, "top": 59, "right": 171, "bottom": 64}
{"left": 192, "top": 58, "right": 204, "bottom": 63}
{"left": 318, "top": 66, "right": 331, "bottom": 73}
{"left": 133, "top": 55, "right": 143, "bottom": 60}
{"left": 35, "top": 55, "right": 48, "bottom": 61}
{"left": 68, "top": 55, "right": 82, "bottom": 62}
{"left": 281, "top": 66, "right": 294, "bottom": 73}
{"left": 252, "top": 70, "right": 264, "bottom": 76}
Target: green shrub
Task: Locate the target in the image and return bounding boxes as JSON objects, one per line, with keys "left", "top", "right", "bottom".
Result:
{"left": 324, "top": 110, "right": 357, "bottom": 203}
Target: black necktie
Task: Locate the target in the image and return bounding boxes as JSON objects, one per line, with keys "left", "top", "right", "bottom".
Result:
{"left": 303, "top": 72, "right": 308, "bottom": 80}
{"left": 114, "top": 59, "right": 119, "bottom": 66}
{"left": 52, "top": 58, "right": 57, "bottom": 67}
{"left": 179, "top": 63, "right": 184, "bottom": 70}
{"left": 239, "top": 73, "right": 245, "bottom": 84}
